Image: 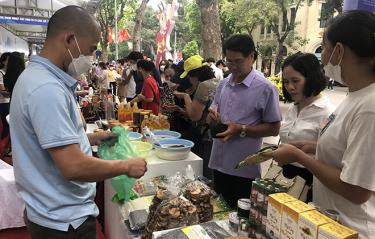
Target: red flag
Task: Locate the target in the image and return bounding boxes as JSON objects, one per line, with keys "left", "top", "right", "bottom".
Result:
{"left": 118, "top": 29, "right": 131, "bottom": 42}
{"left": 107, "top": 27, "right": 113, "bottom": 44}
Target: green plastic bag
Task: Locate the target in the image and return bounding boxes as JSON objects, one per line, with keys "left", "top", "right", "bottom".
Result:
{"left": 98, "top": 126, "right": 139, "bottom": 203}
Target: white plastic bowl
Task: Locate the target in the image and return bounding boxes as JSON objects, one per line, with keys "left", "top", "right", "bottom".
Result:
{"left": 153, "top": 139, "right": 194, "bottom": 161}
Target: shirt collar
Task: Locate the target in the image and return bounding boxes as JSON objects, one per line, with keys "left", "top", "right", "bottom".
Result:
{"left": 294, "top": 96, "right": 328, "bottom": 109}
{"left": 31, "top": 55, "right": 79, "bottom": 90}
{"left": 227, "top": 68, "right": 257, "bottom": 88}
{"left": 311, "top": 96, "right": 328, "bottom": 108}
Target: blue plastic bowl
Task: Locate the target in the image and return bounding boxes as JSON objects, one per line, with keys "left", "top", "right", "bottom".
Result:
{"left": 144, "top": 130, "right": 181, "bottom": 140}
{"left": 128, "top": 132, "right": 143, "bottom": 141}
{"left": 153, "top": 138, "right": 194, "bottom": 160}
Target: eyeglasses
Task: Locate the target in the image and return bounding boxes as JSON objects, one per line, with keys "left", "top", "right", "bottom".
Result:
{"left": 223, "top": 58, "right": 247, "bottom": 66}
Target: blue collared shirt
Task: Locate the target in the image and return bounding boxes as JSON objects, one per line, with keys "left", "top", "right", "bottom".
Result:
{"left": 10, "top": 55, "right": 98, "bottom": 231}
{"left": 209, "top": 69, "right": 282, "bottom": 178}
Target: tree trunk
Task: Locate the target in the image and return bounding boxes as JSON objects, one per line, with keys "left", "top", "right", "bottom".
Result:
{"left": 133, "top": 0, "right": 149, "bottom": 51}
{"left": 196, "top": 0, "right": 222, "bottom": 60}
{"left": 274, "top": 41, "right": 284, "bottom": 75}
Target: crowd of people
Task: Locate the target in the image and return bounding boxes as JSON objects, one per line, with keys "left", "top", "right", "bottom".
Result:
{"left": 1, "top": 5, "right": 374, "bottom": 239}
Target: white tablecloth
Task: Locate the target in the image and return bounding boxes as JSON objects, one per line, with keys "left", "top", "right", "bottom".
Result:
{"left": 0, "top": 160, "right": 25, "bottom": 230}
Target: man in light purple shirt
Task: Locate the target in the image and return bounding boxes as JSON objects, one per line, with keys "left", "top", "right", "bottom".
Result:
{"left": 208, "top": 34, "right": 281, "bottom": 208}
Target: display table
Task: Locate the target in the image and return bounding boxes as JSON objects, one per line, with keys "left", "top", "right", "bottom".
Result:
{"left": 85, "top": 124, "right": 204, "bottom": 239}
{"left": 104, "top": 151, "right": 203, "bottom": 239}
{"left": 0, "top": 160, "right": 25, "bottom": 230}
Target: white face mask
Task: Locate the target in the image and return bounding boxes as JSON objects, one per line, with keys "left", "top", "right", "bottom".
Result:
{"left": 323, "top": 44, "right": 345, "bottom": 85}
{"left": 160, "top": 65, "right": 166, "bottom": 72}
{"left": 67, "top": 37, "right": 94, "bottom": 77}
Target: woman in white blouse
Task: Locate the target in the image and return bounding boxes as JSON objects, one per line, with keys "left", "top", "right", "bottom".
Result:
{"left": 280, "top": 52, "right": 333, "bottom": 202}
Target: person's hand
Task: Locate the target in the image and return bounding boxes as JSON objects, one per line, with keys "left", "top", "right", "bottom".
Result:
{"left": 289, "top": 140, "right": 317, "bottom": 154}
{"left": 208, "top": 107, "right": 221, "bottom": 123}
{"left": 138, "top": 94, "right": 146, "bottom": 101}
{"left": 76, "top": 90, "right": 89, "bottom": 97}
{"left": 185, "top": 87, "right": 195, "bottom": 95}
{"left": 169, "top": 83, "right": 179, "bottom": 91}
{"left": 126, "top": 158, "right": 148, "bottom": 178}
{"left": 173, "top": 91, "right": 188, "bottom": 99}
{"left": 163, "top": 103, "right": 183, "bottom": 112}
{"left": 262, "top": 144, "right": 305, "bottom": 166}
{"left": 216, "top": 123, "right": 241, "bottom": 142}
{"left": 91, "top": 131, "right": 117, "bottom": 146}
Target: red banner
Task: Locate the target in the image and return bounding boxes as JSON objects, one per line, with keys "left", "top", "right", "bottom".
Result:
{"left": 118, "top": 29, "right": 131, "bottom": 42}
{"left": 107, "top": 27, "right": 113, "bottom": 44}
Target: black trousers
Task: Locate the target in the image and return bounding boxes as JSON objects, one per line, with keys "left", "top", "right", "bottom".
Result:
{"left": 282, "top": 164, "right": 313, "bottom": 202}
{"left": 24, "top": 212, "right": 97, "bottom": 239}
{"left": 213, "top": 170, "right": 254, "bottom": 209}
{"left": 0, "top": 102, "right": 9, "bottom": 138}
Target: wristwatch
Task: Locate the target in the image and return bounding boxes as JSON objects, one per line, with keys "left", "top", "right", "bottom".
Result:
{"left": 240, "top": 125, "right": 247, "bottom": 138}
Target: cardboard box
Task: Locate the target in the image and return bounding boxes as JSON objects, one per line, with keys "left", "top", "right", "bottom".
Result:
{"left": 266, "top": 193, "right": 297, "bottom": 239}
{"left": 298, "top": 210, "right": 333, "bottom": 239}
{"left": 318, "top": 222, "right": 358, "bottom": 239}
{"left": 281, "top": 200, "right": 315, "bottom": 239}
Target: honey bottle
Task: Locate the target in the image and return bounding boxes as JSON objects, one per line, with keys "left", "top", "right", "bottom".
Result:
{"left": 118, "top": 102, "right": 126, "bottom": 122}
{"left": 124, "top": 102, "right": 133, "bottom": 121}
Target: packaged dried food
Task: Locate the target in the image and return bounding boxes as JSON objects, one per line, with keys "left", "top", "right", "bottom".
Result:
{"left": 133, "top": 175, "right": 167, "bottom": 197}
{"left": 129, "top": 209, "right": 148, "bottom": 231}
{"left": 183, "top": 181, "right": 214, "bottom": 223}
{"left": 143, "top": 195, "right": 199, "bottom": 239}
{"left": 235, "top": 145, "right": 278, "bottom": 169}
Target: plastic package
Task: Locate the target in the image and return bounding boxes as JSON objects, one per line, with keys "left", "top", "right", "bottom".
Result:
{"left": 154, "top": 221, "right": 231, "bottom": 239}
{"left": 129, "top": 209, "right": 148, "bottom": 231}
{"left": 98, "top": 126, "right": 139, "bottom": 202}
{"left": 182, "top": 181, "right": 213, "bottom": 223}
{"left": 143, "top": 193, "right": 199, "bottom": 239}
{"left": 133, "top": 176, "right": 167, "bottom": 197}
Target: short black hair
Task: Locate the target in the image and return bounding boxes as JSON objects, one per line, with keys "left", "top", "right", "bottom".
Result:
{"left": 281, "top": 52, "right": 326, "bottom": 102}
{"left": 0, "top": 52, "right": 10, "bottom": 69}
{"left": 137, "top": 59, "right": 155, "bottom": 72}
{"left": 187, "top": 65, "right": 215, "bottom": 82}
{"left": 216, "top": 59, "right": 226, "bottom": 67}
{"left": 98, "top": 61, "right": 107, "bottom": 69}
{"left": 46, "top": 6, "right": 98, "bottom": 38}
{"left": 326, "top": 10, "right": 375, "bottom": 73}
{"left": 224, "top": 34, "right": 257, "bottom": 59}
{"left": 4, "top": 52, "right": 25, "bottom": 97}
{"left": 127, "top": 51, "right": 143, "bottom": 61}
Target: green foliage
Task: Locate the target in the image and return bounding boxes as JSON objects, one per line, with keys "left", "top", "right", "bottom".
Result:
{"left": 267, "top": 75, "right": 284, "bottom": 100}
{"left": 220, "top": 0, "right": 278, "bottom": 34}
{"left": 184, "top": 1, "right": 201, "bottom": 45}
{"left": 218, "top": 0, "right": 236, "bottom": 42}
{"left": 183, "top": 40, "right": 199, "bottom": 57}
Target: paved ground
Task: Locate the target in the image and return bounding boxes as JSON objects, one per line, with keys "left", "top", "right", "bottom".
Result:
{"left": 260, "top": 86, "right": 348, "bottom": 175}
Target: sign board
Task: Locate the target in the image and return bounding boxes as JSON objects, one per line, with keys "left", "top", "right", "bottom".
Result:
{"left": 0, "top": 16, "right": 48, "bottom": 26}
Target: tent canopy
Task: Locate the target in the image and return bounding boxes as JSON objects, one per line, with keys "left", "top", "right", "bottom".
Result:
{"left": 0, "top": 0, "right": 101, "bottom": 44}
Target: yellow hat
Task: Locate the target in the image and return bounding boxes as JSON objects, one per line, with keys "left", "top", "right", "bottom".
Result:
{"left": 180, "top": 55, "right": 207, "bottom": 78}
